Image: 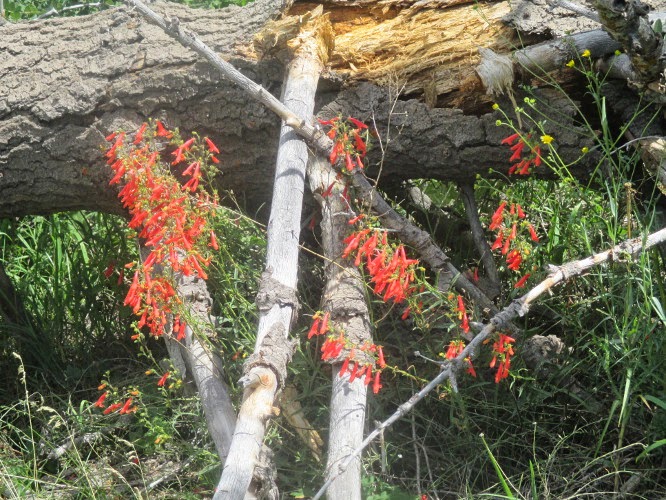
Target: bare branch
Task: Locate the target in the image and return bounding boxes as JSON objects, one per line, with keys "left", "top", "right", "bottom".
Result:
{"left": 313, "top": 226, "right": 666, "bottom": 499}
{"left": 214, "top": 11, "right": 332, "bottom": 499}
{"left": 459, "top": 182, "right": 500, "bottom": 294}
{"left": 308, "top": 154, "right": 373, "bottom": 499}
{"left": 595, "top": 0, "right": 666, "bottom": 84}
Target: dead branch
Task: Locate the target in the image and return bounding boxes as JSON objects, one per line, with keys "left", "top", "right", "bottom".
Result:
{"left": 308, "top": 154, "right": 374, "bottom": 499}
{"left": 595, "top": 0, "right": 666, "bottom": 85}
{"left": 140, "top": 246, "right": 237, "bottom": 462}
{"left": 214, "top": 11, "right": 332, "bottom": 499}
{"left": 312, "top": 225, "right": 666, "bottom": 499}
{"left": 459, "top": 182, "right": 500, "bottom": 295}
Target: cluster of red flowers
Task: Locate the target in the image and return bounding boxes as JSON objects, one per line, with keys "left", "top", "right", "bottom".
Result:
{"left": 105, "top": 121, "right": 221, "bottom": 338}
{"left": 444, "top": 340, "right": 477, "bottom": 377}
{"left": 456, "top": 294, "right": 470, "bottom": 333}
{"left": 489, "top": 333, "right": 515, "bottom": 383}
{"left": 488, "top": 201, "right": 539, "bottom": 288}
{"left": 319, "top": 116, "right": 369, "bottom": 172}
{"left": 342, "top": 226, "right": 421, "bottom": 312}
{"left": 501, "top": 133, "right": 542, "bottom": 175}
{"left": 308, "top": 311, "right": 386, "bottom": 394}
{"left": 93, "top": 383, "right": 137, "bottom": 415}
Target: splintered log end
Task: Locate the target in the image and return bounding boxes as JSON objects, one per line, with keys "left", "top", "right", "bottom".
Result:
{"left": 254, "top": 5, "right": 334, "bottom": 64}
{"left": 476, "top": 47, "right": 514, "bottom": 96}
{"left": 239, "top": 366, "right": 279, "bottom": 420}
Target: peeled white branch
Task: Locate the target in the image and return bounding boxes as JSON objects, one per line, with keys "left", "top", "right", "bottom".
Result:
{"left": 308, "top": 155, "right": 373, "bottom": 499}
{"left": 214, "top": 12, "right": 333, "bottom": 499}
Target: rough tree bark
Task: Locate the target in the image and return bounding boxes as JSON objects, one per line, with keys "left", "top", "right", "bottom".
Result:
{"left": 0, "top": 0, "right": 608, "bottom": 220}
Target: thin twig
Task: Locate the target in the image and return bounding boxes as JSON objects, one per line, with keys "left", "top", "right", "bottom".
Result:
{"left": 312, "top": 226, "right": 666, "bottom": 499}
{"left": 459, "top": 182, "right": 500, "bottom": 291}
{"left": 550, "top": 0, "right": 600, "bottom": 22}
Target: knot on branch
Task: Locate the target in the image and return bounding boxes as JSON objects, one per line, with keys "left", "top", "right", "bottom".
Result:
{"left": 244, "top": 322, "right": 297, "bottom": 390}
{"left": 255, "top": 271, "right": 300, "bottom": 322}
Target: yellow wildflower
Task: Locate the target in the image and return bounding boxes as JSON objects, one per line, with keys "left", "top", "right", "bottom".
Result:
{"left": 566, "top": 60, "right": 575, "bottom": 68}
{"left": 541, "top": 135, "right": 554, "bottom": 145}
{"left": 582, "top": 49, "right": 591, "bottom": 57}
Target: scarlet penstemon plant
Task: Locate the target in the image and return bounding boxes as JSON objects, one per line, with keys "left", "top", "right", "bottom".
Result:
{"left": 95, "top": 120, "right": 222, "bottom": 414}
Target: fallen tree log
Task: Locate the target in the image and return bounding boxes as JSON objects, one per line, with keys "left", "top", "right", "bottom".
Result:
{"left": 0, "top": 0, "right": 613, "bottom": 220}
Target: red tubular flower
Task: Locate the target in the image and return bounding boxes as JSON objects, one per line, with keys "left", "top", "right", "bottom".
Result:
{"left": 94, "top": 391, "right": 108, "bottom": 408}
{"left": 506, "top": 250, "right": 523, "bottom": 271}
{"left": 348, "top": 214, "right": 365, "bottom": 225}
{"left": 501, "top": 133, "right": 520, "bottom": 145}
{"left": 157, "top": 371, "right": 170, "bottom": 387}
{"left": 377, "top": 346, "right": 387, "bottom": 368}
{"left": 401, "top": 307, "right": 411, "bottom": 320}
{"left": 318, "top": 117, "right": 339, "bottom": 126}
{"left": 514, "top": 273, "right": 531, "bottom": 288}
{"left": 103, "top": 402, "right": 123, "bottom": 415}
{"left": 347, "top": 362, "right": 359, "bottom": 382}
{"left": 322, "top": 182, "right": 335, "bottom": 198}
{"left": 363, "top": 365, "right": 373, "bottom": 386}
{"left": 491, "top": 231, "right": 504, "bottom": 251}
{"left": 133, "top": 123, "right": 147, "bottom": 145}
{"left": 345, "top": 153, "right": 354, "bottom": 171}
{"left": 103, "top": 262, "right": 115, "bottom": 279}
{"left": 209, "top": 230, "right": 219, "bottom": 250}
{"left": 155, "top": 121, "right": 172, "bottom": 138}
{"left": 372, "top": 371, "right": 382, "bottom": 394}
{"left": 205, "top": 137, "right": 220, "bottom": 154}
{"left": 445, "top": 340, "right": 464, "bottom": 359}
{"left": 348, "top": 117, "right": 368, "bottom": 129}
{"left": 353, "top": 132, "right": 367, "bottom": 156}
{"left": 461, "top": 311, "right": 470, "bottom": 333}
{"left": 339, "top": 356, "right": 351, "bottom": 377}
{"left": 466, "top": 358, "right": 477, "bottom": 377}
{"left": 509, "top": 223, "right": 517, "bottom": 241}
{"left": 516, "top": 204, "right": 526, "bottom": 219}
{"left": 528, "top": 224, "right": 539, "bottom": 242}
{"left": 501, "top": 236, "right": 511, "bottom": 255}
{"left": 489, "top": 202, "right": 506, "bottom": 230}
{"left": 119, "top": 397, "right": 133, "bottom": 415}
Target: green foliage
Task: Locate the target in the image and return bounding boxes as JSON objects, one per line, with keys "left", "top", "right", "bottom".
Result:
{"left": 3, "top": 0, "right": 118, "bottom": 20}
{"left": 2, "top": 0, "right": 251, "bottom": 21}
